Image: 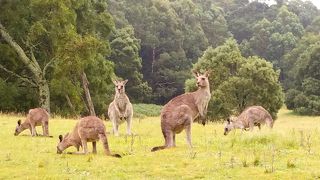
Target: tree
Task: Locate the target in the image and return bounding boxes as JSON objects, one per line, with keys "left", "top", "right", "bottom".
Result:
{"left": 108, "top": 0, "right": 230, "bottom": 104}
{"left": 306, "top": 16, "right": 320, "bottom": 34}
{"left": 284, "top": 38, "right": 320, "bottom": 115}
{"left": 186, "top": 39, "right": 284, "bottom": 120}
{"left": 241, "top": 5, "right": 304, "bottom": 81}
{"left": 241, "top": 18, "right": 272, "bottom": 59}
{"left": 0, "top": 0, "right": 72, "bottom": 112}
{"left": 227, "top": 1, "right": 269, "bottom": 43}
{"left": 109, "top": 26, "right": 152, "bottom": 102}
{"left": 0, "top": 0, "right": 115, "bottom": 116}
{"left": 287, "top": 0, "right": 319, "bottom": 28}
{"left": 51, "top": 1, "right": 115, "bottom": 116}
{"left": 282, "top": 33, "right": 320, "bottom": 89}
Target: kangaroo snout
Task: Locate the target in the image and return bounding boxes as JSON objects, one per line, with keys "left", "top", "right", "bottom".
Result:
{"left": 56, "top": 147, "right": 62, "bottom": 154}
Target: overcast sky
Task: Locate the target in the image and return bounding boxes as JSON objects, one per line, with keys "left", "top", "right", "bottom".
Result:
{"left": 299, "top": 0, "right": 320, "bottom": 8}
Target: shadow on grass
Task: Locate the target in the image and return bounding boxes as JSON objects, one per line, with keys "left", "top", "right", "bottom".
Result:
{"left": 16, "top": 134, "right": 53, "bottom": 138}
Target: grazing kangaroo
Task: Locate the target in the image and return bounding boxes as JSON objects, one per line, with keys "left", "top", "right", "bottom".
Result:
{"left": 14, "top": 108, "right": 50, "bottom": 136}
{"left": 224, "top": 106, "right": 274, "bottom": 135}
{"left": 151, "top": 71, "right": 211, "bottom": 152}
{"left": 108, "top": 79, "right": 133, "bottom": 136}
{"left": 56, "top": 116, "right": 121, "bottom": 158}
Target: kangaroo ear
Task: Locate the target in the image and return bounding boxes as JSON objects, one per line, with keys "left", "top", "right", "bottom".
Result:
{"left": 227, "top": 118, "right": 230, "bottom": 124}
{"left": 17, "top": 120, "right": 21, "bottom": 125}
{"left": 123, "top": 79, "right": 128, "bottom": 85}
{"left": 192, "top": 70, "right": 199, "bottom": 78}
{"left": 59, "top": 135, "right": 63, "bottom": 142}
{"left": 204, "top": 70, "right": 211, "bottom": 77}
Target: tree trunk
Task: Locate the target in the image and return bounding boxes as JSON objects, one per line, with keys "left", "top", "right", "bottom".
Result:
{"left": 151, "top": 47, "right": 155, "bottom": 73}
{"left": 0, "top": 22, "right": 51, "bottom": 113}
{"left": 65, "top": 94, "right": 77, "bottom": 117}
{"left": 38, "top": 79, "right": 50, "bottom": 113}
{"left": 81, "top": 71, "right": 96, "bottom": 116}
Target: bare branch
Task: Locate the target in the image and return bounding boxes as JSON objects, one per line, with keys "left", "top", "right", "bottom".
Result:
{"left": 81, "top": 72, "right": 96, "bottom": 116}
{"left": 30, "top": 49, "right": 41, "bottom": 70}
{"left": 0, "top": 64, "right": 37, "bottom": 86}
{"left": 43, "top": 57, "right": 55, "bottom": 75}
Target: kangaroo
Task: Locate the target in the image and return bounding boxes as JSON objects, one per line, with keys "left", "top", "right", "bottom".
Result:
{"left": 56, "top": 116, "right": 121, "bottom": 158}
{"left": 108, "top": 79, "right": 133, "bottom": 136}
{"left": 151, "top": 71, "right": 211, "bottom": 152}
{"left": 14, "top": 108, "right": 50, "bottom": 136}
{"left": 224, "top": 106, "right": 274, "bottom": 135}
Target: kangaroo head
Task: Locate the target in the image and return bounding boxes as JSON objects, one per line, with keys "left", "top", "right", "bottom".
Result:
{"left": 224, "top": 117, "right": 235, "bottom": 135}
{"left": 113, "top": 79, "right": 128, "bottom": 94}
{"left": 57, "top": 133, "right": 71, "bottom": 154}
{"left": 14, "top": 119, "right": 27, "bottom": 136}
{"left": 193, "top": 70, "right": 210, "bottom": 88}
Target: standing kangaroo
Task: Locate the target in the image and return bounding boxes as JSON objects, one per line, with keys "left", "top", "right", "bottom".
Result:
{"left": 151, "top": 71, "right": 211, "bottom": 152}
{"left": 108, "top": 79, "right": 133, "bottom": 136}
{"left": 14, "top": 108, "right": 50, "bottom": 136}
{"left": 224, "top": 106, "right": 274, "bottom": 135}
{"left": 56, "top": 116, "right": 121, "bottom": 158}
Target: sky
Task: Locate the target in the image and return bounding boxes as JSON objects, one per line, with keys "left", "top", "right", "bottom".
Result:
{"left": 299, "top": 0, "right": 320, "bottom": 8}
{"left": 310, "top": 0, "right": 320, "bottom": 8}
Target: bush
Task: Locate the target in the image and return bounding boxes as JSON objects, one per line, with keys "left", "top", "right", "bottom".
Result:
{"left": 133, "top": 104, "right": 163, "bottom": 118}
{"left": 285, "top": 89, "right": 301, "bottom": 109}
{"left": 285, "top": 89, "right": 320, "bottom": 116}
{"left": 186, "top": 39, "right": 284, "bottom": 120}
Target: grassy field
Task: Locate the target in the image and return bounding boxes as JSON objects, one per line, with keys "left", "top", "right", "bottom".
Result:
{"left": 0, "top": 108, "right": 320, "bottom": 179}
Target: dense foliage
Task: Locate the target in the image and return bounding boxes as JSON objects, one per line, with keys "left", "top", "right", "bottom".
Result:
{"left": 0, "top": 0, "right": 319, "bottom": 117}
{"left": 186, "top": 39, "right": 284, "bottom": 120}
{"left": 284, "top": 33, "right": 320, "bottom": 115}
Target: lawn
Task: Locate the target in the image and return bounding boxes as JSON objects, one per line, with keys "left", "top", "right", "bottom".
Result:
{"left": 0, "top": 108, "right": 320, "bottom": 179}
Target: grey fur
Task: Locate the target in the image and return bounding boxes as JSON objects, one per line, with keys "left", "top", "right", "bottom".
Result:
{"left": 224, "top": 106, "right": 274, "bottom": 135}
{"left": 108, "top": 79, "right": 133, "bottom": 136}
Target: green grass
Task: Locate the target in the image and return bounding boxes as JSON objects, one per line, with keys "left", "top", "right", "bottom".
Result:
{"left": 1, "top": 108, "right": 320, "bottom": 179}
{"left": 132, "top": 103, "right": 162, "bottom": 118}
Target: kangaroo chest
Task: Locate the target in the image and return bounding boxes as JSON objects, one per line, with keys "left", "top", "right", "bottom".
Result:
{"left": 196, "top": 91, "right": 211, "bottom": 112}
{"left": 115, "top": 96, "right": 128, "bottom": 112}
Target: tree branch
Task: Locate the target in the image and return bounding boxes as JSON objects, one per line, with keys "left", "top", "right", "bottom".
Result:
{"left": 43, "top": 57, "right": 55, "bottom": 75}
{"left": 0, "top": 64, "right": 37, "bottom": 86}
{"left": 30, "top": 49, "right": 40, "bottom": 68}
{"left": 0, "top": 21, "right": 39, "bottom": 76}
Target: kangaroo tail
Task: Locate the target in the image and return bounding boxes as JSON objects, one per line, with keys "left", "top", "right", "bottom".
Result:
{"left": 99, "top": 133, "right": 122, "bottom": 158}
{"left": 44, "top": 121, "right": 49, "bottom": 136}
{"left": 111, "top": 154, "right": 122, "bottom": 158}
{"left": 151, "top": 145, "right": 167, "bottom": 152}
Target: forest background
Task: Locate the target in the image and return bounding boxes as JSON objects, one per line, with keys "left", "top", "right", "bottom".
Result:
{"left": 0, "top": 0, "right": 319, "bottom": 119}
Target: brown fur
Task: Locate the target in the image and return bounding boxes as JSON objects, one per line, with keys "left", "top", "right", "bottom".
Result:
{"left": 108, "top": 79, "right": 133, "bottom": 136}
{"left": 14, "top": 108, "right": 50, "bottom": 136}
{"left": 224, "top": 106, "right": 274, "bottom": 135}
{"left": 151, "top": 71, "right": 211, "bottom": 152}
{"left": 56, "top": 116, "right": 121, "bottom": 158}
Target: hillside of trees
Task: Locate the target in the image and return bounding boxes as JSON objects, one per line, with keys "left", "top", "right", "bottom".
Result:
{"left": 0, "top": 0, "right": 319, "bottom": 117}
